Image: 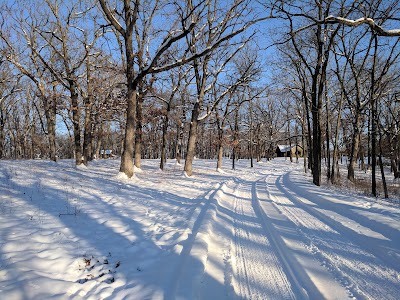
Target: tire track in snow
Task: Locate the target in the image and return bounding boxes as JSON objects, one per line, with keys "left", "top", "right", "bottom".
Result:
{"left": 251, "top": 178, "right": 325, "bottom": 300}
{"left": 267, "top": 171, "right": 400, "bottom": 300}
{"left": 256, "top": 174, "right": 352, "bottom": 299}
{"left": 168, "top": 175, "right": 298, "bottom": 300}
{"left": 231, "top": 178, "right": 295, "bottom": 300}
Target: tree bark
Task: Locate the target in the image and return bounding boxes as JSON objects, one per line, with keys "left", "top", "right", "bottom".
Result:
{"left": 216, "top": 112, "right": 224, "bottom": 170}
{"left": 83, "top": 55, "right": 94, "bottom": 166}
{"left": 120, "top": 87, "right": 137, "bottom": 177}
{"left": 348, "top": 113, "right": 361, "bottom": 181}
{"left": 44, "top": 86, "right": 57, "bottom": 162}
{"left": 70, "top": 82, "right": 82, "bottom": 166}
{"left": 217, "top": 139, "right": 223, "bottom": 170}
{"left": 325, "top": 89, "right": 331, "bottom": 179}
{"left": 232, "top": 107, "right": 239, "bottom": 170}
{"left": 378, "top": 132, "right": 388, "bottom": 198}
{"left": 48, "top": 100, "right": 57, "bottom": 162}
{"left": 249, "top": 99, "right": 254, "bottom": 168}
{"left": 160, "top": 102, "right": 171, "bottom": 170}
{"left": 176, "top": 92, "right": 186, "bottom": 165}
{"left": 0, "top": 111, "right": 4, "bottom": 159}
{"left": 134, "top": 94, "right": 143, "bottom": 169}
{"left": 184, "top": 102, "right": 200, "bottom": 176}
{"left": 331, "top": 92, "right": 344, "bottom": 184}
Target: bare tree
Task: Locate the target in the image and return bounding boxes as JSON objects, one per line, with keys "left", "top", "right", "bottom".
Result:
{"left": 0, "top": 5, "right": 59, "bottom": 161}
{"left": 2, "top": 0, "right": 103, "bottom": 165}
{"left": 99, "top": 0, "right": 269, "bottom": 178}
{"left": 0, "top": 59, "right": 21, "bottom": 158}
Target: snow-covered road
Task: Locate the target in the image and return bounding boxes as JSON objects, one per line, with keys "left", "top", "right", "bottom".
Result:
{"left": 0, "top": 158, "right": 399, "bottom": 299}
{"left": 166, "top": 162, "right": 400, "bottom": 300}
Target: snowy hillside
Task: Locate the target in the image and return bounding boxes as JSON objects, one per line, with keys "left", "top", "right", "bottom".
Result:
{"left": 0, "top": 158, "right": 399, "bottom": 299}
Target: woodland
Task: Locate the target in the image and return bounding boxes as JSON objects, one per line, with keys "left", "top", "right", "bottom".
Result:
{"left": 1, "top": 0, "right": 400, "bottom": 197}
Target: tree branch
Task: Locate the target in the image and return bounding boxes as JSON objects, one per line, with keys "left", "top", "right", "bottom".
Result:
{"left": 324, "top": 15, "right": 400, "bottom": 36}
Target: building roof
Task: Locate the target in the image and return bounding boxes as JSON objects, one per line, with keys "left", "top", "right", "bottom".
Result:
{"left": 277, "top": 145, "right": 291, "bottom": 152}
{"left": 277, "top": 144, "right": 303, "bottom": 152}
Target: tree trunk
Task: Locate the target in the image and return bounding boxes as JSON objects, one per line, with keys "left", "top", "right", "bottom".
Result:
{"left": 371, "top": 34, "right": 378, "bottom": 197}
{"left": 249, "top": 98, "right": 254, "bottom": 167}
{"left": 70, "top": 83, "right": 82, "bottom": 166}
{"left": 184, "top": 102, "right": 201, "bottom": 176}
{"left": 83, "top": 94, "right": 94, "bottom": 165}
{"left": 348, "top": 113, "right": 361, "bottom": 181}
{"left": 83, "top": 56, "right": 94, "bottom": 166}
{"left": 134, "top": 94, "right": 143, "bottom": 169}
{"left": 120, "top": 87, "right": 137, "bottom": 177}
{"left": 301, "top": 113, "right": 307, "bottom": 173}
{"left": 160, "top": 103, "right": 171, "bottom": 170}
{"left": 47, "top": 111, "right": 57, "bottom": 162}
{"left": 256, "top": 124, "right": 262, "bottom": 162}
{"left": 216, "top": 126, "right": 223, "bottom": 170}
{"left": 379, "top": 133, "right": 388, "bottom": 198}
{"left": 176, "top": 102, "right": 186, "bottom": 165}
{"left": 325, "top": 89, "right": 331, "bottom": 180}
{"left": 311, "top": 90, "right": 322, "bottom": 185}
{"left": 176, "top": 123, "right": 183, "bottom": 164}
{"left": 0, "top": 104, "right": 5, "bottom": 158}
{"left": 118, "top": 14, "right": 137, "bottom": 178}
{"left": 367, "top": 108, "right": 371, "bottom": 168}
{"left": 331, "top": 93, "right": 344, "bottom": 184}
{"left": 232, "top": 108, "right": 239, "bottom": 170}
{"left": 43, "top": 87, "right": 57, "bottom": 162}
{"left": 371, "top": 101, "right": 377, "bottom": 196}
{"left": 391, "top": 158, "right": 399, "bottom": 179}
{"left": 217, "top": 142, "right": 223, "bottom": 170}
{"left": 303, "top": 92, "right": 312, "bottom": 171}
{"left": 288, "top": 119, "right": 293, "bottom": 163}
{"left": 48, "top": 93, "right": 57, "bottom": 162}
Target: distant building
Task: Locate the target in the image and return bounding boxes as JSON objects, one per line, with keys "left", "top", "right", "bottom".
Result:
{"left": 100, "top": 149, "right": 113, "bottom": 158}
{"left": 276, "top": 145, "right": 303, "bottom": 157}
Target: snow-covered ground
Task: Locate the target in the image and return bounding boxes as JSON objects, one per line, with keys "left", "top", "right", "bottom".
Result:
{"left": 0, "top": 158, "right": 399, "bottom": 299}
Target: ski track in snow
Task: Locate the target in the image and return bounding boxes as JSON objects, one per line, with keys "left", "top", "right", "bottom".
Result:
{"left": 0, "top": 158, "right": 399, "bottom": 299}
